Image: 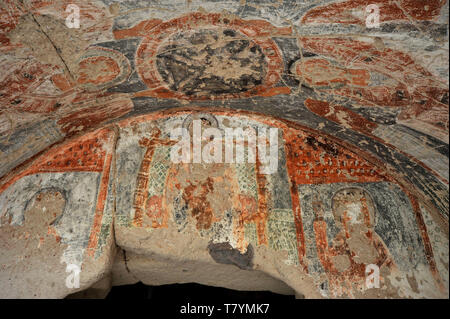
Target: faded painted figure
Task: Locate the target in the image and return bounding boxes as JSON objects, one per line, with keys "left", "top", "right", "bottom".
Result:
{"left": 313, "top": 188, "right": 394, "bottom": 297}
{"left": 128, "top": 112, "right": 273, "bottom": 254}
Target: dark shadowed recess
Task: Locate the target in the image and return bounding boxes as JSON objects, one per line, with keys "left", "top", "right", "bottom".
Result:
{"left": 105, "top": 282, "right": 295, "bottom": 300}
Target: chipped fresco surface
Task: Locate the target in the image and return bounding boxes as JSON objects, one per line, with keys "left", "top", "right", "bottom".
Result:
{"left": 0, "top": 0, "right": 448, "bottom": 298}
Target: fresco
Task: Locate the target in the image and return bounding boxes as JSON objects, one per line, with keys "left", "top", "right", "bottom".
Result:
{"left": 0, "top": 0, "right": 448, "bottom": 298}
{"left": 2, "top": 108, "right": 446, "bottom": 297}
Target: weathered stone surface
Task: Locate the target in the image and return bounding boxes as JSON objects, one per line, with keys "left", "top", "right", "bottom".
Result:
{"left": 0, "top": 0, "right": 448, "bottom": 299}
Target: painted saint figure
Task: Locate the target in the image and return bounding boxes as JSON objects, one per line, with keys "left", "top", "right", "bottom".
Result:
{"left": 313, "top": 188, "right": 395, "bottom": 297}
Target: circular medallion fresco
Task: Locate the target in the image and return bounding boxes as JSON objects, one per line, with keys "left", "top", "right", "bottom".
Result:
{"left": 135, "top": 13, "right": 285, "bottom": 100}
{"left": 76, "top": 47, "right": 131, "bottom": 92}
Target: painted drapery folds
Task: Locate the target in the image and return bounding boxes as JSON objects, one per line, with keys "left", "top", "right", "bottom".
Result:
{"left": 0, "top": 0, "right": 448, "bottom": 298}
